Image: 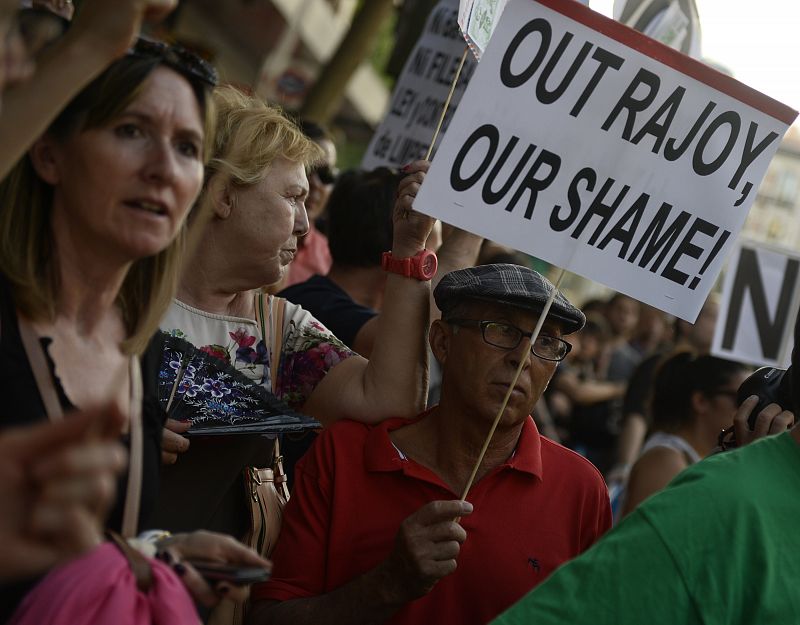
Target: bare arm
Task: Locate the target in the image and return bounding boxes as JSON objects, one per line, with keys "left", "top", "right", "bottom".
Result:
{"left": 429, "top": 226, "right": 482, "bottom": 320}
{"left": 347, "top": 226, "right": 483, "bottom": 361}
{"left": 247, "top": 500, "right": 472, "bottom": 625}
{"left": 553, "top": 369, "right": 625, "bottom": 405}
{"left": 302, "top": 161, "right": 434, "bottom": 424}
{"left": 621, "top": 447, "right": 687, "bottom": 517}
{"left": 0, "top": 0, "right": 177, "bottom": 179}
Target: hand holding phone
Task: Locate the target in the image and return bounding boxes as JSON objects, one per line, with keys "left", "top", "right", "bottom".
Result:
{"left": 187, "top": 561, "right": 271, "bottom": 586}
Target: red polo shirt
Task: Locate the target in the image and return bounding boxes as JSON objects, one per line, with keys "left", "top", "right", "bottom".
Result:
{"left": 252, "top": 415, "right": 611, "bottom": 625}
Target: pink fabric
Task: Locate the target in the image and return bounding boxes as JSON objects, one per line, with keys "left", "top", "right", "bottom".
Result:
{"left": 10, "top": 542, "right": 200, "bottom": 625}
{"left": 284, "top": 224, "right": 332, "bottom": 287}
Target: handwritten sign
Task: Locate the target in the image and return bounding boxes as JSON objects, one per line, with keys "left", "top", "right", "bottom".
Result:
{"left": 362, "top": 0, "right": 477, "bottom": 169}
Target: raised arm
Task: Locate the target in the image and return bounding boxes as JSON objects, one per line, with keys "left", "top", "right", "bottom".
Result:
{"left": 302, "top": 161, "right": 435, "bottom": 424}
{"left": 0, "top": 0, "right": 176, "bottom": 179}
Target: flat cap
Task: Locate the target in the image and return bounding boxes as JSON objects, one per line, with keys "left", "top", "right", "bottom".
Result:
{"left": 434, "top": 264, "right": 586, "bottom": 335}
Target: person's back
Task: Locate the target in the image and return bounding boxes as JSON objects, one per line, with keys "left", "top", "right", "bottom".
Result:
{"left": 493, "top": 429, "right": 800, "bottom": 625}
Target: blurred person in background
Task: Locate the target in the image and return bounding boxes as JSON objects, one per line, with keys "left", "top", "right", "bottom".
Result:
{"left": 620, "top": 353, "right": 752, "bottom": 517}
{"left": 608, "top": 296, "right": 719, "bottom": 485}
{"left": 279, "top": 167, "right": 398, "bottom": 358}
{"left": 549, "top": 314, "right": 626, "bottom": 472}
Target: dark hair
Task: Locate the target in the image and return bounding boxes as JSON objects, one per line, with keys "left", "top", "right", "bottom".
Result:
{"left": 327, "top": 167, "right": 401, "bottom": 267}
{"left": 581, "top": 314, "right": 611, "bottom": 341}
{"left": 297, "top": 119, "right": 332, "bottom": 144}
{"left": 650, "top": 351, "right": 748, "bottom": 430}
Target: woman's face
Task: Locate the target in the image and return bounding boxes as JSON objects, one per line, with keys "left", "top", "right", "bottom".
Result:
{"left": 41, "top": 66, "right": 205, "bottom": 262}
{"left": 305, "top": 138, "right": 336, "bottom": 222}
{"left": 705, "top": 370, "right": 750, "bottom": 435}
{"left": 226, "top": 157, "right": 310, "bottom": 286}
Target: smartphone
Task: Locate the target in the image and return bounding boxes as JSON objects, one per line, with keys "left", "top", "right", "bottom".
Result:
{"left": 187, "top": 561, "right": 271, "bottom": 585}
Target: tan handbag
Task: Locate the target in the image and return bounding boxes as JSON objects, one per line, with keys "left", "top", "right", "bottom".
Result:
{"left": 210, "top": 294, "right": 290, "bottom": 625}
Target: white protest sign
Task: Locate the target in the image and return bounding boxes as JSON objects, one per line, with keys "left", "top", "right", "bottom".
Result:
{"left": 414, "top": 0, "right": 797, "bottom": 321}
{"left": 362, "top": 0, "right": 477, "bottom": 170}
{"left": 711, "top": 240, "right": 800, "bottom": 368}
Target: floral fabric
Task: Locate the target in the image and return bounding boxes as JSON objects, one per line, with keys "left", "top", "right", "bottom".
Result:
{"left": 160, "top": 297, "right": 355, "bottom": 410}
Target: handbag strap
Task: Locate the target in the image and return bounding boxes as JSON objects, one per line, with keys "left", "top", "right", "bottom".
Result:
{"left": 107, "top": 530, "right": 153, "bottom": 592}
{"left": 257, "top": 293, "right": 290, "bottom": 500}
{"left": 17, "top": 314, "right": 144, "bottom": 538}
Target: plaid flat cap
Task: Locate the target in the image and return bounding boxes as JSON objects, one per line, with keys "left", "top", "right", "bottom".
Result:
{"left": 434, "top": 264, "right": 586, "bottom": 335}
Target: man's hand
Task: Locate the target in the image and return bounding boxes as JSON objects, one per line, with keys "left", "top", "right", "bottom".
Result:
{"left": 733, "top": 395, "right": 795, "bottom": 447}
{"left": 161, "top": 418, "right": 191, "bottom": 464}
{"left": 380, "top": 499, "right": 473, "bottom": 603}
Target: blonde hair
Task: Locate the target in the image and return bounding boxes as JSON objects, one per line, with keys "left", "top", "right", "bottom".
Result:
{"left": 0, "top": 55, "right": 216, "bottom": 355}
{"left": 206, "top": 85, "right": 324, "bottom": 191}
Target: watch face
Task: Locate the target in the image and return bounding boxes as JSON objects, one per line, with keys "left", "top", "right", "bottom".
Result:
{"left": 421, "top": 252, "right": 438, "bottom": 278}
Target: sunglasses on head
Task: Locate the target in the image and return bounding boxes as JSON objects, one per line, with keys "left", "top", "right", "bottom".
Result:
{"left": 128, "top": 37, "right": 218, "bottom": 88}
{"left": 311, "top": 164, "right": 338, "bottom": 185}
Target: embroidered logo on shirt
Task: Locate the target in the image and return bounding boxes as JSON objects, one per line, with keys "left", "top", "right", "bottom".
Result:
{"left": 527, "top": 557, "right": 541, "bottom": 573}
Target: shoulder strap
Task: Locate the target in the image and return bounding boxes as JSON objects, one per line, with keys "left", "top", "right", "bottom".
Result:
{"left": 121, "top": 355, "right": 143, "bottom": 538}
{"left": 259, "top": 293, "right": 290, "bottom": 499}
{"left": 17, "top": 313, "right": 143, "bottom": 538}
{"left": 17, "top": 316, "right": 64, "bottom": 421}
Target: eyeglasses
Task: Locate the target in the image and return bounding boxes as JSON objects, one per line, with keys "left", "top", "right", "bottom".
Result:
{"left": 446, "top": 318, "right": 572, "bottom": 362}
{"left": 128, "top": 37, "right": 218, "bottom": 88}
{"left": 310, "top": 164, "right": 338, "bottom": 185}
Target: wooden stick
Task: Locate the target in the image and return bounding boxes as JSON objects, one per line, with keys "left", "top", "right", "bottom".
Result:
{"left": 425, "top": 47, "right": 469, "bottom": 161}
{"left": 459, "top": 267, "right": 568, "bottom": 500}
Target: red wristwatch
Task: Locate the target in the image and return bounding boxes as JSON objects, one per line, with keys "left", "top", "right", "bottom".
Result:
{"left": 381, "top": 249, "right": 438, "bottom": 281}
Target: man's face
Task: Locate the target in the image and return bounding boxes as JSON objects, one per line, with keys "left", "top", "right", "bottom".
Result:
{"left": 433, "top": 300, "right": 564, "bottom": 426}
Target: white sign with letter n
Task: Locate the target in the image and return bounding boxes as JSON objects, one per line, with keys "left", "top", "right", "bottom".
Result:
{"left": 413, "top": 0, "right": 797, "bottom": 321}
{"left": 712, "top": 240, "right": 800, "bottom": 369}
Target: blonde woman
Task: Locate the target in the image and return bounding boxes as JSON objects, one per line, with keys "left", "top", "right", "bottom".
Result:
{"left": 157, "top": 86, "right": 435, "bottom": 535}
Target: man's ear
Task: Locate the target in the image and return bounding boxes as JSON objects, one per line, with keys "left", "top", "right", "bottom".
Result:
{"left": 207, "top": 176, "right": 235, "bottom": 219}
{"left": 429, "top": 319, "right": 452, "bottom": 366}
{"left": 28, "top": 136, "right": 62, "bottom": 185}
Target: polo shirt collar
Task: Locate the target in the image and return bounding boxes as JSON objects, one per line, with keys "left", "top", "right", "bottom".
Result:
{"left": 364, "top": 414, "right": 543, "bottom": 481}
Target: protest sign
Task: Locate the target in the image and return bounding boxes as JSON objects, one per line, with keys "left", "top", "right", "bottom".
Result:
{"left": 711, "top": 240, "right": 800, "bottom": 368}
{"left": 362, "top": 0, "right": 477, "bottom": 170}
{"left": 413, "top": 0, "right": 797, "bottom": 321}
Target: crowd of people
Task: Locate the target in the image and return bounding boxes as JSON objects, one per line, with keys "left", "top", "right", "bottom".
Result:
{"left": 0, "top": 1, "right": 797, "bottom": 624}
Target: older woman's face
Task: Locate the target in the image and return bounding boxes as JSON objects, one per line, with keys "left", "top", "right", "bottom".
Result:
{"left": 41, "top": 66, "right": 205, "bottom": 262}
{"left": 226, "top": 157, "right": 310, "bottom": 285}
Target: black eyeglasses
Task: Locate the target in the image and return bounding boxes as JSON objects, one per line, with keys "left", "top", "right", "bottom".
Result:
{"left": 128, "top": 37, "right": 218, "bottom": 88}
{"left": 446, "top": 318, "right": 572, "bottom": 362}
{"left": 310, "top": 164, "right": 338, "bottom": 185}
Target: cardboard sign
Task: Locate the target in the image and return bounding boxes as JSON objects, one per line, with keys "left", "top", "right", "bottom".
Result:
{"left": 413, "top": 0, "right": 797, "bottom": 321}
{"left": 361, "top": 0, "right": 477, "bottom": 170}
{"left": 712, "top": 241, "right": 800, "bottom": 368}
